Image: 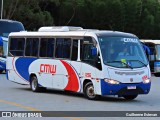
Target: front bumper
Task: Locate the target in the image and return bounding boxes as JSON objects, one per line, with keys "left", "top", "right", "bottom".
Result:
{"left": 101, "top": 79, "right": 151, "bottom": 96}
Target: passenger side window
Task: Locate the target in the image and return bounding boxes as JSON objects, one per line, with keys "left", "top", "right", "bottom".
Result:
{"left": 40, "top": 38, "right": 55, "bottom": 58}
{"left": 25, "top": 38, "right": 39, "bottom": 57}
{"left": 55, "top": 38, "right": 71, "bottom": 59}
{"left": 81, "top": 37, "right": 94, "bottom": 61}
{"left": 9, "top": 38, "right": 25, "bottom": 56}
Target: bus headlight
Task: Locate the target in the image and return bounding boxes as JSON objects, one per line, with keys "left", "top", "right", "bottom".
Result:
{"left": 104, "top": 79, "right": 120, "bottom": 84}
{"left": 143, "top": 79, "right": 150, "bottom": 84}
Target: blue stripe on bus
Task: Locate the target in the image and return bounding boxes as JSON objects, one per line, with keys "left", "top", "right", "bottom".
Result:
{"left": 15, "top": 58, "right": 37, "bottom": 81}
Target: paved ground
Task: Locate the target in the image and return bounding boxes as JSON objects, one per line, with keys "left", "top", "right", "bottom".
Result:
{"left": 0, "top": 73, "right": 159, "bottom": 120}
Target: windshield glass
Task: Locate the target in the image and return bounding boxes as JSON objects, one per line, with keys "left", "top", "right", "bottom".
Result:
{"left": 0, "top": 38, "right": 7, "bottom": 57}
{"left": 0, "top": 21, "right": 24, "bottom": 38}
{"left": 98, "top": 37, "right": 148, "bottom": 68}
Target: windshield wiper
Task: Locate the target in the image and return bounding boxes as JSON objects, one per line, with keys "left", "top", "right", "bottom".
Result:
{"left": 131, "top": 60, "right": 147, "bottom": 67}
{"left": 121, "top": 61, "right": 133, "bottom": 69}
{"left": 107, "top": 61, "right": 133, "bottom": 69}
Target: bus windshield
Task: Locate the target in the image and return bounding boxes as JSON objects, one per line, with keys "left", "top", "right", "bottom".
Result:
{"left": 0, "top": 21, "right": 24, "bottom": 37}
{"left": 0, "top": 20, "right": 25, "bottom": 57}
{"left": 98, "top": 37, "right": 148, "bottom": 68}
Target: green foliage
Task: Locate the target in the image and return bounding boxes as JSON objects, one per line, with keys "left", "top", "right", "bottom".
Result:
{"left": 3, "top": 0, "right": 54, "bottom": 30}
{"left": 2, "top": 0, "right": 160, "bottom": 38}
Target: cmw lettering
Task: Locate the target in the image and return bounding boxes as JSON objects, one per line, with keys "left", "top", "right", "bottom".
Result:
{"left": 40, "top": 64, "right": 56, "bottom": 74}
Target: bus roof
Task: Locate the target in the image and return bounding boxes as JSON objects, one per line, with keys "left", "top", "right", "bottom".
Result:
{"left": 9, "top": 30, "right": 136, "bottom": 38}
{"left": 141, "top": 39, "right": 160, "bottom": 44}
{"left": 0, "top": 19, "right": 22, "bottom": 24}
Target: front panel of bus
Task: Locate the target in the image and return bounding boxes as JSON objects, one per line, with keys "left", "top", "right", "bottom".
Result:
{"left": 0, "top": 20, "right": 25, "bottom": 73}
{"left": 0, "top": 37, "right": 8, "bottom": 73}
{"left": 98, "top": 36, "right": 151, "bottom": 96}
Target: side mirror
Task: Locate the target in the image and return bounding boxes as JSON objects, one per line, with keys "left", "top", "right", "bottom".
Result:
{"left": 91, "top": 47, "right": 97, "bottom": 56}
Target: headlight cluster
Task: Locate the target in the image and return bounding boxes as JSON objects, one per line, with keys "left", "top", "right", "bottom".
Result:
{"left": 104, "top": 79, "right": 120, "bottom": 84}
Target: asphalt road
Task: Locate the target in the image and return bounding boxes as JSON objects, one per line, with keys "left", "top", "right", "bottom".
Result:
{"left": 0, "top": 73, "right": 159, "bottom": 120}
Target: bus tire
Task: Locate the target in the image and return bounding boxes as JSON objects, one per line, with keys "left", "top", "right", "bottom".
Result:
{"left": 84, "top": 82, "right": 100, "bottom": 100}
{"left": 30, "top": 76, "right": 42, "bottom": 92}
{"left": 123, "top": 95, "right": 138, "bottom": 100}
{"left": 0, "top": 70, "right": 3, "bottom": 74}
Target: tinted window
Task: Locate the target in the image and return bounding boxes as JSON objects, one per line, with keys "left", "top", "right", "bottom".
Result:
{"left": 40, "top": 38, "right": 55, "bottom": 57}
{"left": 25, "top": 38, "right": 39, "bottom": 57}
{"left": 71, "top": 40, "right": 78, "bottom": 60}
{"left": 55, "top": 38, "right": 71, "bottom": 59}
{"left": 81, "top": 37, "right": 95, "bottom": 64}
{"left": 81, "top": 37, "right": 102, "bottom": 70}
{"left": 9, "top": 38, "right": 25, "bottom": 56}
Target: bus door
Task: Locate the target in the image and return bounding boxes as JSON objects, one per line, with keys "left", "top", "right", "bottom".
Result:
{"left": 144, "top": 43, "right": 155, "bottom": 73}
{"left": 80, "top": 37, "right": 100, "bottom": 84}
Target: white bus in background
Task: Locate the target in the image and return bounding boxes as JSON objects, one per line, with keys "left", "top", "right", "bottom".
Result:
{"left": 6, "top": 26, "right": 151, "bottom": 100}
{"left": 141, "top": 39, "right": 160, "bottom": 77}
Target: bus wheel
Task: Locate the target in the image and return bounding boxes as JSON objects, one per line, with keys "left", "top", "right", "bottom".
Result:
{"left": 30, "top": 76, "right": 41, "bottom": 92}
{"left": 84, "top": 82, "right": 100, "bottom": 100}
{"left": 0, "top": 70, "right": 3, "bottom": 74}
{"left": 123, "top": 95, "right": 138, "bottom": 100}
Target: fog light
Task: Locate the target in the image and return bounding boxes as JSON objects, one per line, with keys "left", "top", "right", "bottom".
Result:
{"left": 104, "top": 79, "right": 120, "bottom": 84}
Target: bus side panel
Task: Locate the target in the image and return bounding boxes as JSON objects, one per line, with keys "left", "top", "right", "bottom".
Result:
{"left": 80, "top": 62, "right": 102, "bottom": 95}
{"left": 95, "top": 68, "right": 105, "bottom": 95}
{"left": 6, "top": 57, "right": 29, "bottom": 84}
{"left": 69, "top": 61, "right": 82, "bottom": 92}
{"left": 60, "top": 60, "right": 81, "bottom": 92}
{"left": 29, "top": 59, "right": 67, "bottom": 89}
{"left": 29, "top": 59, "right": 82, "bottom": 91}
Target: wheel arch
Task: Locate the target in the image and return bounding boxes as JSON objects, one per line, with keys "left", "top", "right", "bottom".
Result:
{"left": 29, "top": 73, "right": 37, "bottom": 83}
{"left": 83, "top": 79, "right": 93, "bottom": 92}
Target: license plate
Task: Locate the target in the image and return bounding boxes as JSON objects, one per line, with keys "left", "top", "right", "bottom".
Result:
{"left": 127, "top": 86, "right": 136, "bottom": 90}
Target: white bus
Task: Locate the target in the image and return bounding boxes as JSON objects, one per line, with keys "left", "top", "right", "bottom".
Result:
{"left": 141, "top": 39, "right": 160, "bottom": 77}
{"left": 6, "top": 27, "right": 151, "bottom": 100}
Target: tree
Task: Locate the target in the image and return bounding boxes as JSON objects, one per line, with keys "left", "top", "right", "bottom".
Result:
{"left": 3, "top": 0, "right": 54, "bottom": 30}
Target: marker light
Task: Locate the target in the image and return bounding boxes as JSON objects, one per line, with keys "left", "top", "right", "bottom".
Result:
{"left": 104, "top": 79, "right": 120, "bottom": 84}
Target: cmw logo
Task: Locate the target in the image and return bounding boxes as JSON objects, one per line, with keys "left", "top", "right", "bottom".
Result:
{"left": 40, "top": 64, "right": 56, "bottom": 74}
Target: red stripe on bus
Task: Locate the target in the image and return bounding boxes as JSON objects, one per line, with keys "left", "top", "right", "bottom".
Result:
{"left": 60, "top": 60, "right": 79, "bottom": 92}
